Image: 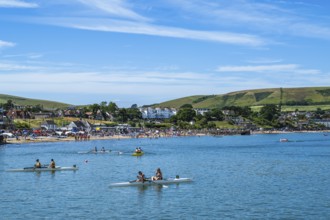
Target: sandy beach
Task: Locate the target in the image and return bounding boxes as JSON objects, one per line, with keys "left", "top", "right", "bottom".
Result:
{"left": 3, "top": 135, "right": 131, "bottom": 144}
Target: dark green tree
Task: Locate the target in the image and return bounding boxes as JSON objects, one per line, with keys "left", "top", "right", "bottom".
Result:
{"left": 108, "top": 102, "right": 119, "bottom": 114}
{"left": 117, "top": 108, "right": 128, "bottom": 122}
{"left": 259, "top": 104, "right": 280, "bottom": 121}
{"left": 3, "top": 100, "right": 14, "bottom": 110}
{"left": 176, "top": 108, "right": 196, "bottom": 122}
{"left": 210, "top": 108, "right": 224, "bottom": 121}
{"left": 127, "top": 108, "right": 142, "bottom": 121}
{"left": 90, "top": 104, "right": 100, "bottom": 119}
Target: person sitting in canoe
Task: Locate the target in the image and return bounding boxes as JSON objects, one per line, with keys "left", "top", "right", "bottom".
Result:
{"left": 135, "top": 147, "right": 142, "bottom": 153}
{"left": 49, "top": 159, "right": 56, "bottom": 168}
{"left": 152, "top": 168, "right": 163, "bottom": 180}
{"left": 34, "top": 159, "right": 42, "bottom": 168}
{"left": 137, "top": 171, "right": 146, "bottom": 182}
{"left": 94, "top": 146, "right": 97, "bottom": 152}
{"left": 101, "top": 147, "right": 105, "bottom": 152}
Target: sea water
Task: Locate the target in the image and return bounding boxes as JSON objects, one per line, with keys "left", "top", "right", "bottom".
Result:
{"left": 1, "top": 133, "right": 330, "bottom": 219}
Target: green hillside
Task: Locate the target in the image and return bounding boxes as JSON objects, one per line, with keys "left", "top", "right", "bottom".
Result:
{"left": 0, "top": 94, "right": 70, "bottom": 110}
{"left": 155, "top": 87, "right": 330, "bottom": 110}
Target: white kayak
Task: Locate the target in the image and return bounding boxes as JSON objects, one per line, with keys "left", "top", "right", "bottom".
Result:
{"left": 109, "top": 177, "right": 192, "bottom": 187}
{"left": 6, "top": 165, "right": 79, "bottom": 172}
{"left": 78, "top": 150, "right": 112, "bottom": 154}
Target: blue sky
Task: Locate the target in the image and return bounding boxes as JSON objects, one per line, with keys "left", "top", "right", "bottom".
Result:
{"left": 1, "top": 0, "right": 330, "bottom": 107}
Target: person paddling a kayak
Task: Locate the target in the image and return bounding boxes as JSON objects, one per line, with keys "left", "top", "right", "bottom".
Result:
{"left": 152, "top": 168, "right": 163, "bottom": 180}
{"left": 49, "top": 159, "right": 56, "bottom": 168}
{"left": 34, "top": 159, "right": 42, "bottom": 168}
{"left": 137, "top": 171, "right": 146, "bottom": 183}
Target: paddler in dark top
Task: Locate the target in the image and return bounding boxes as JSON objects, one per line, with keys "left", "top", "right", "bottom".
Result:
{"left": 152, "top": 168, "right": 163, "bottom": 180}
{"left": 49, "top": 159, "right": 56, "bottom": 168}
{"left": 34, "top": 159, "right": 42, "bottom": 168}
{"left": 137, "top": 171, "right": 146, "bottom": 182}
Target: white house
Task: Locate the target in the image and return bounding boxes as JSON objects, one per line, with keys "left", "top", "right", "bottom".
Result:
{"left": 67, "top": 119, "right": 92, "bottom": 132}
{"left": 41, "top": 120, "right": 57, "bottom": 130}
{"left": 139, "top": 107, "right": 177, "bottom": 119}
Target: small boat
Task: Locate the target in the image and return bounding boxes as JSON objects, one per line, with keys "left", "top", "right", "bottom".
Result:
{"left": 78, "top": 150, "right": 112, "bottom": 154}
{"left": 280, "top": 138, "right": 289, "bottom": 142}
{"left": 132, "top": 151, "right": 144, "bottom": 156}
{"left": 109, "top": 177, "right": 193, "bottom": 187}
{"left": 6, "top": 165, "right": 79, "bottom": 172}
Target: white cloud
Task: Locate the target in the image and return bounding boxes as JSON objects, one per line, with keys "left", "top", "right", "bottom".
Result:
{"left": 77, "top": 0, "right": 148, "bottom": 21}
{"left": 0, "top": 59, "right": 328, "bottom": 106}
{"left": 0, "top": 40, "right": 15, "bottom": 48}
{"left": 0, "top": 62, "right": 41, "bottom": 71}
{"left": 48, "top": 18, "right": 264, "bottom": 46}
{"left": 3, "top": 53, "right": 43, "bottom": 59}
{"left": 0, "top": 0, "right": 38, "bottom": 8}
{"left": 168, "top": 0, "right": 330, "bottom": 41}
{"left": 217, "top": 64, "right": 299, "bottom": 72}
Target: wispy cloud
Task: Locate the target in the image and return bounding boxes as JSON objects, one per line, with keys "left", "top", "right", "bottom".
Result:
{"left": 77, "top": 0, "right": 148, "bottom": 21}
{"left": 72, "top": 20, "right": 265, "bottom": 46}
{"left": 217, "top": 64, "right": 298, "bottom": 72}
{"left": 0, "top": 40, "right": 15, "bottom": 48}
{"left": 10, "top": 0, "right": 266, "bottom": 47}
{"left": 0, "top": 59, "right": 327, "bottom": 105}
{"left": 0, "top": 62, "right": 41, "bottom": 71}
{"left": 3, "top": 53, "right": 43, "bottom": 59}
{"left": 0, "top": 0, "right": 38, "bottom": 8}
{"left": 29, "top": 16, "right": 264, "bottom": 46}
{"left": 216, "top": 64, "right": 320, "bottom": 74}
{"left": 168, "top": 0, "right": 330, "bottom": 41}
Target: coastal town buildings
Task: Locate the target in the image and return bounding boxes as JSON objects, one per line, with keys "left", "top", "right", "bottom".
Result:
{"left": 139, "top": 107, "right": 177, "bottom": 119}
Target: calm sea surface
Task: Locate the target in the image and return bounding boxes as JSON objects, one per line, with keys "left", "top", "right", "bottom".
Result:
{"left": 1, "top": 132, "right": 330, "bottom": 219}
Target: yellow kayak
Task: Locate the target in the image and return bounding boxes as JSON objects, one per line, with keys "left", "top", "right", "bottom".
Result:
{"left": 132, "top": 151, "right": 144, "bottom": 156}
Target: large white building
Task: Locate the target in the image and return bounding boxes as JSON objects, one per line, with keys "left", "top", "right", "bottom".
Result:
{"left": 139, "top": 107, "right": 177, "bottom": 119}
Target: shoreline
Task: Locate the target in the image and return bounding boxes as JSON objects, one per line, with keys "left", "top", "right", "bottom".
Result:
{"left": 2, "top": 130, "right": 330, "bottom": 145}
{"left": 3, "top": 135, "right": 131, "bottom": 145}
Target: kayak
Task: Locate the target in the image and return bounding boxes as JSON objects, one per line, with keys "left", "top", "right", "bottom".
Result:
{"left": 132, "top": 151, "right": 144, "bottom": 156}
{"left": 6, "top": 165, "right": 79, "bottom": 172}
{"left": 109, "top": 177, "right": 192, "bottom": 187}
{"left": 78, "top": 150, "right": 112, "bottom": 154}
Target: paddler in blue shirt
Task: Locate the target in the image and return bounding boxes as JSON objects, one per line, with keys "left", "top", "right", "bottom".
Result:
{"left": 34, "top": 159, "right": 42, "bottom": 168}
{"left": 49, "top": 159, "right": 56, "bottom": 168}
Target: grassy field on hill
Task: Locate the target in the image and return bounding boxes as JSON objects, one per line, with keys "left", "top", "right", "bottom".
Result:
{"left": 155, "top": 87, "right": 330, "bottom": 111}
{"left": 2, "top": 87, "right": 330, "bottom": 112}
{"left": 0, "top": 94, "right": 70, "bottom": 110}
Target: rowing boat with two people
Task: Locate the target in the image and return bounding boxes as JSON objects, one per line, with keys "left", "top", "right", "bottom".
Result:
{"left": 78, "top": 146, "right": 118, "bottom": 154}
{"left": 6, "top": 165, "right": 79, "bottom": 172}
{"left": 109, "top": 176, "right": 192, "bottom": 187}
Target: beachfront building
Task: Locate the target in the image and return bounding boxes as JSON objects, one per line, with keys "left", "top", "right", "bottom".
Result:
{"left": 139, "top": 107, "right": 177, "bottom": 119}
{"left": 314, "top": 119, "right": 330, "bottom": 128}
{"left": 67, "top": 119, "right": 92, "bottom": 132}
{"left": 41, "top": 120, "right": 57, "bottom": 130}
